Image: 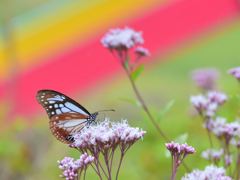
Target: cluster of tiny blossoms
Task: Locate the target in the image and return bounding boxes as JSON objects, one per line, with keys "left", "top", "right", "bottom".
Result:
{"left": 207, "top": 117, "right": 240, "bottom": 145}
{"left": 190, "top": 91, "right": 227, "bottom": 117}
{"left": 101, "top": 27, "right": 150, "bottom": 69}
{"left": 70, "top": 119, "right": 146, "bottom": 152}
{"left": 201, "top": 148, "right": 224, "bottom": 164}
{"left": 101, "top": 26, "right": 144, "bottom": 49}
{"left": 166, "top": 141, "right": 196, "bottom": 180}
{"left": 182, "top": 165, "right": 232, "bottom": 180}
{"left": 67, "top": 119, "right": 146, "bottom": 180}
{"left": 58, "top": 153, "right": 94, "bottom": 180}
{"left": 227, "top": 67, "right": 240, "bottom": 81}
{"left": 190, "top": 68, "right": 220, "bottom": 91}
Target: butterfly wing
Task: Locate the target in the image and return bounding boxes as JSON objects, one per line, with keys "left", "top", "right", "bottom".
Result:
{"left": 36, "top": 89, "right": 91, "bottom": 144}
{"left": 36, "top": 89, "right": 91, "bottom": 118}
{"left": 50, "top": 113, "right": 88, "bottom": 143}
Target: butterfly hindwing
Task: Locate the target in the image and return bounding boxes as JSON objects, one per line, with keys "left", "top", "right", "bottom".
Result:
{"left": 49, "top": 113, "right": 89, "bottom": 143}
{"left": 36, "top": 89, "right": 91, "bottom": 119}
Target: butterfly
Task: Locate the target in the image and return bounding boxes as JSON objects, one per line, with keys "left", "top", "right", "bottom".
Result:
{"left": 36, "top": 89, "right": 114, "bottom": 144}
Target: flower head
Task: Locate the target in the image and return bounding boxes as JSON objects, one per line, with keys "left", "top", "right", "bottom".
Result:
{"left": 210, "top": 117, "right": 240, "bottom": 146}
{"left": 58, "top": 153, "right": 94, "bottom": 180}
{"left": 207, "top": 91, "right": 228, "bottom": 105}
{"left": 190, "top": 91, "right": 227, "bottom": 118}
{"left": 201, "top": 149, "right": 224, "bottom": 161}
{"left": 224, "top": 155, "right": 233, "bottom": 167}
{"left": 166, "top": 141, "right": 196, "bottom": 178}
{"left": 101, "top": 27, "right": 144, "bottom": 50}
{"left": 134, "top": 46, "right": 150, "bottom": 57}
{"left": 71, "top": 119, "right": 146, "bottom": 155}
{"left": 166, "top": 141, "right": 196, "bottom": 155}
{"left": 190, "top": 68, "right": 220, "bottom": 91}
{"left": 182, "top": 165, "right": 232, "bottom": 180}
{"left": 227, "top": 67, "right": 240, "bottom": 81}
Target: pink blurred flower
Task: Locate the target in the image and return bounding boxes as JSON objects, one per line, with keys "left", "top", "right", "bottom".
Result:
{"left": 224, "top": 155, "right": 233, "bottom": 167}
{"left": 190, "top": 91, "right": 227, "bottom": 118}
{"left": 201, "top": 148, "right": 224, "bottom": 162}
{"left": 134, "top": 46, "right": 150, "bottom": 56}
{"left": 182, "top": 165, "right": 232, "bottom": 180}
{"left": 190, "top": 68, "right": 220, "bottom": 91}
{"left": 227, "top": 67, "right": 240, "bottom": 81}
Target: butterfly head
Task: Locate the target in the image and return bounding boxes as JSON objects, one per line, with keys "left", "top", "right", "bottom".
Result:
{"left": 87, "top": 112, "right": 99, "bottom": 126}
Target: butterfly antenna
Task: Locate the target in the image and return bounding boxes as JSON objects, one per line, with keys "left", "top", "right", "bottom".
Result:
{"left": 96, "top": 109, "right": 115, "bottom": 113}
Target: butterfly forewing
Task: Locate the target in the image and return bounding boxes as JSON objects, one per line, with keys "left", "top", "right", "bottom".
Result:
{"left": 36, "top": 90, "right": 90, "bottom": 119}
{"left": 50, "top": 113, "right": 88, "bottom": 143}
{"left": 36, "top": 89, "right": 95, "bottom": 144}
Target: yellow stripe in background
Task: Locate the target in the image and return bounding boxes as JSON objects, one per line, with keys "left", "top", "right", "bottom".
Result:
{"left": 0, "top": 0, "right": 168, "bottom": 81}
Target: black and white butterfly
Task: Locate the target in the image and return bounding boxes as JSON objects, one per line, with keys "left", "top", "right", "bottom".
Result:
{"left": 36, "top": 89, "right": 113, "bottom": 143}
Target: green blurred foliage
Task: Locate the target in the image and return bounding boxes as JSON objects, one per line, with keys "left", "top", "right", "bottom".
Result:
{"left": 1, "top": 20, "right": 240, "bottom": 179}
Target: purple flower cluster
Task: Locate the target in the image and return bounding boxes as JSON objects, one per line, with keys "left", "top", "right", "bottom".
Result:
{"left": 67, "top": 119, "right": 146, "bottom": 180}
{"left": 134, "top": 46, "right": 150, "bottom": 57}
{"left": 166, "top": 142, "right": 196, "bottom": 155}
{"left": 101, "top": 27, "right": 144, "bottom": 50}
{"left": 227, "top": 67, "right": 240, "bottom": 81}
{"left": 71, "top": 119, "right": 146, "bottom": 151}
{"left": 208, "top": 117, "right": 240, "bottom": 144}
{"left": 182, "top": 165, "right": 232, "bottom": 180}
{"left": 166, "top": 141, "right": 196, "bottom": 180}
{"left": 190, "top": 68, "right": 220, "bottom": 91}
{"left": 224, "top": 155, "right": 233, "bottom": 167}
{"left": 190, "top": 91, "right": 227, "bottom": 117}
{"left": 101, "top": 27, "right": 150, "bottom": 71}
{"left": 201, "top": 148, "right": 224, "bottom": 163}
{"left": 58, "top": 153, "right": 94, "bottom": 180}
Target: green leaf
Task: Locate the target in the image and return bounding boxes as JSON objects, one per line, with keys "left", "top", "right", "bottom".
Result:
{"left": 130, "top": 64, "right": 144, "bottom": 82}
{"left": 124, "top": 56, "right": 130, "bottom": 70}
{"left": 173, "top": 133, "right": 188, "bottom": 145}
{"left": 157, "top": 99, "right": 175, "bottom": 122}
{"left": 119, "top": 97, "right": 142, "bottom": 108}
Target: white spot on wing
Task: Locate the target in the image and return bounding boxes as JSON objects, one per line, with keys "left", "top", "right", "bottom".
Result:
{"left": 51, "top": 112, "right": 55, "bottom": 115}
{"left": 64, "top": 102, "right": 88, "bottom": 115}
{"left": 61, "top": 107, "right": 70, "bottom": 113}
{"left": 49, "top": 106, "right": 52, "bottom": 109}
{"left": 64, "top": 120, "right": 87, "bottom": 127}
{"left": 49, "top": 101, "right": 56, "bottom": 104}
{"left": 54, "top": 104, "right": 58, "bottom": 108}
{"left": 48, "top": 97, "right": 63, "bottom": 101}
{"left": 56, "top": 109, "right": 61, "bottom": 114}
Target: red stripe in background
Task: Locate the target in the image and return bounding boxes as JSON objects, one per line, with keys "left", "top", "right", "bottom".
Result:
{"left": 1, "top": 0, "right": 239, "bottom": 118}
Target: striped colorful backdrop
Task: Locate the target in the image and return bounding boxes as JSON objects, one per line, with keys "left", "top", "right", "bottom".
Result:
{"left": 0, "top": 0, "right": 239, "bottom": 118}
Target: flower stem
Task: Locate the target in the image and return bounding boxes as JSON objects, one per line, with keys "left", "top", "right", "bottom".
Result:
{"left": 126, "top": 69, "right": 170, "bottom": 142}
{"left": 116, "top": 153, "right": 124, "bottom": 180}
{"left": 124, "top": 68, "right": 191, "bottom": 172}
{"left": 207, "top": 129, "right": 213, "bottom": 149}
{"left": 83, "top": 169, "right": 87, "bottom": 180}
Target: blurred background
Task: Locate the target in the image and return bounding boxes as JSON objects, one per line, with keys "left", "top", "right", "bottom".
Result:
{"left": 0, "top": 0, "right": 240, "bottom": 179}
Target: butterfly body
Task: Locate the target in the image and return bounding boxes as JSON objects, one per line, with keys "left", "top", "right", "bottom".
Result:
{"left": 36, "top": 90, "right": 99, "bottom": 144}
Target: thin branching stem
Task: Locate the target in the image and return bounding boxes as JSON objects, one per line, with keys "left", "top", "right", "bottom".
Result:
{"left": 116, "top": 153, "right": 124, "bottom": 180}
